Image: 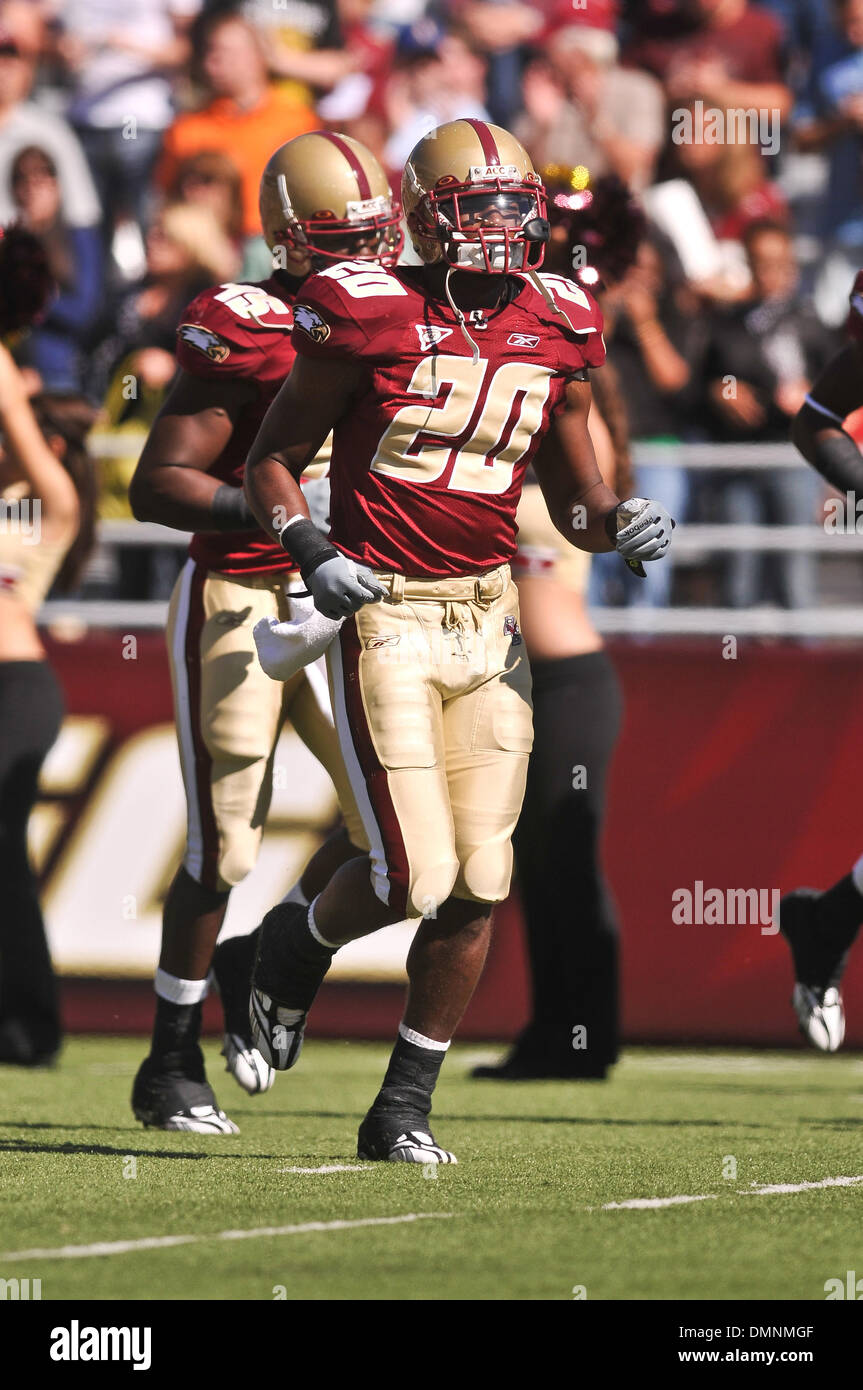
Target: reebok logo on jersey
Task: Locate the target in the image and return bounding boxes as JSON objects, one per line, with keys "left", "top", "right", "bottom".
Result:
{"left": 415, "top": 325, "right": 453, "bottom": 352}
{"left": 177, "top": 323, "right": 230, "bottom": 362}
{"left": 507, "top": 333, "right": 540, "bottom": 349}
{"left": 293, "top": 303, "right": 331, "bottom": 343}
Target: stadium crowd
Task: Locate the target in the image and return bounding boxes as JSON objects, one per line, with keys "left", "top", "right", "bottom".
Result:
{"left": 1, "top": 0, "right": 862, "bottom": 607}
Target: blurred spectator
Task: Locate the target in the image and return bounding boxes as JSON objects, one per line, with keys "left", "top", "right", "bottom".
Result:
{"left": 156, "top": 12, "right": 319, "bottom": 238}
{"left": 101, "top": 202, "right": 238, "bottom": 396}
{"left": 516, "top": 18, "right": 665, "bottom": 191}
{"left": 794, "top": 0, "right": 863, "bottom": 306}
{"left": 452, "top": 1, "right": 544, "bottom": 126}
{"left": 705, "top": 222, "right": 835, "bottom": 439}
{"left": 316, "top": 0, "right": 395, "bottom": 132}
{"left": 0, "top": 25, "right": 100, "bottom": 231}
{"left": 669, "top": 99, "right": 789, "bottom": 243}
{"left": 761, "top": 0, "right": 840, "bottom": 95}
{"left": 57, "top": 0, "right": 201, "bottom": 238}
{"left": 165, "top": 148, "right": 244, "bottom": 244}
{"left": 95, "top": 202, "right": 238, "bottom": 464}
{"left": 703, "top": 220, "right": 836, "bottom": 607}
{"left": 240, "top": 0, "right": 356, "bottom": 99}
{"left": 10, "top": 146, "right": 103, "bottom": 393}
{"left": 93, "top": 200, "right": 239, "bottom": 599}
{"left": 381, "top": 21, "right": 491, "bottom": 176}
{"left": 627, "top": 0, "right": 792, "bottom": 121}
{"left": 597, "top": 232, "right": 703, "bottom": 606}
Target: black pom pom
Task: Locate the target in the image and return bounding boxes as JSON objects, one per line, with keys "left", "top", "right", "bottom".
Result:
{"left": 0, "top": 224, "right": 55, "bottom": 336}
{"left": 542, "top": 172, "right": 647, "bottom": 290}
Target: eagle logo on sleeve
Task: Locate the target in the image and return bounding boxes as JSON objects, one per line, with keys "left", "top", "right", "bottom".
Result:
{"left": 177, "top": 323, "right": 231, "bottom": 362}
{"left": 293, "top": 303, "right": 331, "bottom": 344}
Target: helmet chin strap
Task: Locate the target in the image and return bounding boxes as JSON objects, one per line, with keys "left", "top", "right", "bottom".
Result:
{"left": 525, "top": 268, "right": 578, "bottom": 337}
{"left": 444, "top": 264, "right": 481, "bottom": 365}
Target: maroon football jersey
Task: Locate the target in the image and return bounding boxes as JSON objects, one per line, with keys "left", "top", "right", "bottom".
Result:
{"left": 291, "top": 261, "right": 605, "bottom": 577}
{"left": 175, "top": 275, "right": 304, "bottom": 575}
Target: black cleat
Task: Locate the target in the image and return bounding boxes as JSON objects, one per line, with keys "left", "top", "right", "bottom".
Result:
{"left": 357, "top": 1109, "right": 457, "bottom": 1164}
{"left": 212, "top": 930, "right": 274, "bottom": 1094}
{"left": 779, "top": 890, "right": 847, "bottom": 1052}
{"left": 0, "top": 1018, "right": 60, "bottom": 1068}
{"left": 249, "top": 901, "right": 333, "bottom": 1070}
{"left": 248, "top": 987, "right": 306, "bottom": 1072}
{"left": 131, "top": 1050, "right": 239, "bottom": 1133}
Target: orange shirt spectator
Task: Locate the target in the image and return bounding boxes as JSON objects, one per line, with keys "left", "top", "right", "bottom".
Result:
{"left": 155, "top": 13, "right": 319, "bottom": 237}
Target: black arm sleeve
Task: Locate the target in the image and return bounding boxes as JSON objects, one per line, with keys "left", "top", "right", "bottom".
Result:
{"left": 279, "top": 517, "right": 338, "bottom": 580}
{"left": 796, "top": 402, "right": 863, "bottom": 493}
{"left": 211, "top": 484, "right": 259, "bottom": 530}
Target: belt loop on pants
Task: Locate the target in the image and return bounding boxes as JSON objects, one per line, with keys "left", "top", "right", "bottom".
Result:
{"left": 389, "top": 572, "right": 405, "bottom": 603}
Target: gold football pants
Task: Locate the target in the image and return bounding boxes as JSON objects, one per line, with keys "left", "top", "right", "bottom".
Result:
{"left": 326, "top": 564, "right": 533, "bottom": 917}
{"left": 167, "top": 560, "right": 366, "bottom": 893}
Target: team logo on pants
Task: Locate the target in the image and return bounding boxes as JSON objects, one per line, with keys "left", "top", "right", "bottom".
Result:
{"left": 503, "top": 615, "right": 522, "bottom": 645}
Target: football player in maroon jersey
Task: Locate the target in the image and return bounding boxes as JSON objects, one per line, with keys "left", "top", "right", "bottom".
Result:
{"left": 244, "top": 119, "right": 674, "bottom": 1163}
{"left": 127, "top": 133, "right": 402, "bottom": 1133}
{"left": 778, "top": 272, "right": 863, "bottom": 1052}
{"left": 473, "top": 174, "right": 647, "bottom": 1082}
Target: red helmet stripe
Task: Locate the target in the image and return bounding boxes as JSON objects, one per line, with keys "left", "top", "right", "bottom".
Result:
{"left": 462, "top": 119, "right": 500, "bottom": 166}
{"left": 318, "top": 131, "right": 371, "bottom": 200}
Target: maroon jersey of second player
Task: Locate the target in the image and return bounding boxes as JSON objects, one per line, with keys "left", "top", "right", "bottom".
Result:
{"left": 291, "top": 260, "right": 605, "bottom": 577}
{"left": 175, "top": 274, "right": 320, "bottom": 575}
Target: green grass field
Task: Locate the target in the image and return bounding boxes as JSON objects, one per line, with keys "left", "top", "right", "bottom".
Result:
{"left": 1, "top": 1038, "right": 862, "bottom": 1301}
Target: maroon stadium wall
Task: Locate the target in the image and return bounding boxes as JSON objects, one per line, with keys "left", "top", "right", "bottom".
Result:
{"left": 40, "top": 631, "right": 863, "bottom": 1046}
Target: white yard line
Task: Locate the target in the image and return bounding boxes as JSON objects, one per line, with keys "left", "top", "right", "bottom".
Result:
{"left": 603, "top": 1194, "right": 718, "bottom": 1210}
{"left": 0, "top": 1212, "right": 452, "bottom": 1263}
{"left": 739, "top": 1175, "right": 863, "bottom": 1196}
{"left": 278, "top": 1165, "right": 371, "bottom": 1174}
{"left": 602, "top": 1173, "right": 863, "bottom": 1211}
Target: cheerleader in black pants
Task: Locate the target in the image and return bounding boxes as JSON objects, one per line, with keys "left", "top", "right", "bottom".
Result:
{"left": 0, "top": 342, "right": 96, "bottom": 1064}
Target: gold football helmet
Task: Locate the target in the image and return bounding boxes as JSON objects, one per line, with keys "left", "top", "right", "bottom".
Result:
{"left": 402, "top": 118, "right": 549, "bottom": 274}
{"left": 259, "top": 132, "right": 402, "bottom": 273}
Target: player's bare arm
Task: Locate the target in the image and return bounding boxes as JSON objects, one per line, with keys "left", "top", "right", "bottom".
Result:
{"left": 791, "top": 342, "right": 863, "bottom": 495}
{"left": 536, "top": 375, "right": 674, "bottom": 564}
{"left": 129, "top": 371, "right": 258, "bottom": 531}
{"left": 245, "top": 354, "right": 361, "bottom": 529}
{"left": 533, "top": 376, "right": 620, "bottom": 552}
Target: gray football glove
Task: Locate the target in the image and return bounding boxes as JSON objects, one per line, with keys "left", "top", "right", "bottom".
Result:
{"left": 612, "top": 497, "right": 675, "bottom": 577}
{"left": 309, "top": 554, "right": 386, "bottom": 619}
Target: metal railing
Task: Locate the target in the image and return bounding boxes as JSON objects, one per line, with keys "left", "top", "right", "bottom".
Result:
{"left": 36, "top": 438, "right": 863, "bottom": 638}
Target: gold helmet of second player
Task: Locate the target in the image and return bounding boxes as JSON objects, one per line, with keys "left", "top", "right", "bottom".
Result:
{"left": 259, "top": 132, "right": 403, "bottom": 273}
{"left": 402, "top": 118, "right": 549, "bottom": 274}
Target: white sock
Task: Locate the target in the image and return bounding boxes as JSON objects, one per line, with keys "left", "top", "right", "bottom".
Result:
{"left": 851, "top": 854, "right": 863, "bottom": 897}
{"left": 280, "top": 879, "right": 309, "bottom": 908}
{"left": 154, "top": 968, "right": 210, "bottom": 1006}
{"left": 307, "top": 896, "right": 339, "bottom": 950}
{"left": 398, "top": 1022, "right": 450, "bottom": 1052}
